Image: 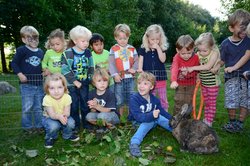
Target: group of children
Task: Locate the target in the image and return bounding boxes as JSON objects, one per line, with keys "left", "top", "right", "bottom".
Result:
{"left": 10, "top": 8, "right": 250, "bottom": 156}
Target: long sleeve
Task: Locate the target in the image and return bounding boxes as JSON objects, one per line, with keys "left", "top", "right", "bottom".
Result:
{"left": 11, "top": 47, "right": 23, "bottom": 74}
{"left": 108, "top": 52, "right": 118, "bottom": 77}
{"left": 170, "top": 54, "right": 179, "bottom": 82}
{"left": 61, "top": 51, "right": 76, "bottom": 85}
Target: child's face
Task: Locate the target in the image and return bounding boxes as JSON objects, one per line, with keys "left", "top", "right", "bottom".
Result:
{"left": 22, "top": 35, "right": 39, "bottom": 49}
{"left": 148, "top": 33, "right": 160, "bottom": 48}
{"left": 137, "top": 79, "right": 154, "bottom": 97}
{"left": 197, "top": 44, "right": 211, "bottom": 57}
{"left": 73, "top": 37, "right": 89, "bottom": 51}
{"left": 177, "top": 47, "right": 194, "bottom": 61}
{"left": 115, "top": 32, "right": 129, "bottom": 47}
{"left": 50, "top": 37, "right": 65, "bottom": 53}
{"left": 229, "top": 22, "right": 248, "bottom": 40}
{"left": 48, "top": 80, "right": 65, "bottom": 100}
{"left": 94, "top": 75, "right": 108, "bottom": 92}
{"left": 92, "top": 40, "right": 104, "bottom": 54}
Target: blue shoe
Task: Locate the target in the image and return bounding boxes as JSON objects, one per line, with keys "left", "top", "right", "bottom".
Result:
{"left": 68, "top": 134, "right": 80, "bottom": 142}
{"left": 129, "top": 144, "right": 142, "bottom": 157}
{"left": 45, "top": 138, "right": 54, "bottom": 148}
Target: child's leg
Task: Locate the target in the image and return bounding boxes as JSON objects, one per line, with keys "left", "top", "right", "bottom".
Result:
{"left": 125, "top": 78, "right": 135, "bottom": 112}
{"left": 68, "top": 86, "right": 80, "bottom": 130}
{"left": 33, "top": 85, "right": 44, "bottom": 129}
{"left": 85, "top": 112, "right": 98, "bottom": 125}
{"left": 156, "top": 115, "right": 172, "bottom": 131}
{"left": 115, "top": 82, "right": 124, "bottom": 116}
{"left": 79, "top": 83, "right": 90, "bottom": 129}
{"left": 42, "top": 117, "right": 60, "bottom": 140}
{"left": 130, "top": 122, "right": 155, "bottom": 145}
{"left": 98, "top": 112, "right": 120, "bottom": 127}
{"left": 62, "top": 117, "right": 76, "bottom": 139}
{"left": 153, "top": 81, "right": 168, "bottom": 110}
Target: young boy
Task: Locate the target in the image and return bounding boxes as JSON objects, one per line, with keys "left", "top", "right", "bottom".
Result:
{"left": 86, "top": 68, "right": 120, "bottom": 132}
{"left": 128, "top": 72, "right": 172, "bottom": 157}
{"left": 11, "top": 26, "right": 44, "bottom": 133}
{"left": 213, "top": 9, "right": 250, "bottom": 133}
{"left": 61, "top": 25, "right": 94, "bottom": 133}
{"left": 170, "top": 35, "right": 199, "bottom": 115}
{"left": 89, "top": 33, "right": 114, "bottom": 92}
{"left": 109, "top": 23, "right": 138, "bottom": 116}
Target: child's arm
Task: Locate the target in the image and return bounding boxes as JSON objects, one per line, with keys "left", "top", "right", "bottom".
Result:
{"left": 187, "top": 50, "right": 219, "bottom": 72}
{"left": 109, "top": 53, "right": 122, "bottom": 82}
{"left": 170, "top": 55, "right": 179, "bottom": 89}
{"left": 87, "top": 98, "right": 111, "bottom": 112}
{"left": 46, "top": 106, "right": 68, "bottom": 125}
{"left": 41, "top": 52, "right": 51, "bottom": 76}
{"left": 224, "top": 50, "right": 250, "bottom": 73}
{"left": 137, "top": 55, "right": 144, "bottom": 72}
{"left": 129, "top": 52, "right": 138, "bottom": 74}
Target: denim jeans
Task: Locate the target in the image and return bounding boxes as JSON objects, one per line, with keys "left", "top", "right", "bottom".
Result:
{"left": 130, "top": 115, "right": 172, "bottom": 145}
{"left": 42, "top": 116, "right": 75, "bottom": 140}
{"left": 86, "top": 112, "right": 120, "bottom": 125}
{"left": 115, "top": 78, "right": 135, "bottom": 108}
{"left": 20, "top": 84, "right": 44, "bottom": 129}
{"left": 68, "top": 81, "right": 89, "bottom": 130}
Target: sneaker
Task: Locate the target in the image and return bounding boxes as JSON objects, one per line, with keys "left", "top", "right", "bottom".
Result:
{"left": 45, "top": 138, "right": 54, "bottom": 149}
{"left": 203, "top": 119, "right": 212, "bottom": 127}
{"left": 222, "top": 121, "right": 242, "bottom": 133}
{"left": 129, "top": 144, "right": 142, "bottom": 157}
{"left": 68, "top": 134, "right": 80, "bottom": 142}
{"left": 233, "top": 120, "right": 243, "bottom": 132}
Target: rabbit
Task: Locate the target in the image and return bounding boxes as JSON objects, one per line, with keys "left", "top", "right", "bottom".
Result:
{"left": 0, "top": 81, "right": 16, "bottom": 95}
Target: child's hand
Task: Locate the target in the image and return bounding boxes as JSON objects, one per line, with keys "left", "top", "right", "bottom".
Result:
{"left": 128, "top": 68, "right": 136, "bottom": 74}
{"left": 137, "top": 69, "right": 143, "bottom": 73}
{"left": 180, "top": 67, "right": 188, "bottom": 76}
{"left": 114, "top": 75, "right": 122, "bottom": 83}
{"left": 17, "top": 73, "right": 27, "bottom": 83}
{"left": 153, "top": 109, "right": 160, "bottom": 118}
{"left": 224, "top": 67, "right": 235, "bottom": 73}
{"left": 210, "top": 65, "right": 220, "bottom": 74}
{"left": 186, "top": 67, "right": 194, "bottom": 73}
{"left": 151, "top": 43, "right": 160, "bottom": 50}
{"left": 87, "top": 98, "right": 98, "bottom": 109}
{"left": 170, "top": 81, "right": 178, "bottom": 89}
{"left": 42, "top": 69, "right": 51, "bottom": 76}
{"left": 73, "top": 80, "right": 82, "bottom": 88}
{"left": 58, "top": 114, "right": 68, "bottom": 125}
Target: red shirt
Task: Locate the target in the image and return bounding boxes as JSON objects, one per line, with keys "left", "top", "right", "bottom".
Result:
{"left": 170, "top": 53, "right": 199, "bottom": 85}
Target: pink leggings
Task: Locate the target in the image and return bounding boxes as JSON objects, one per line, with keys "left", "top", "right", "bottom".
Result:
{"left": 152, "top": 80, "right": 168, "bottom": 110}
{"left": 201, "top": 86, "right": 219, "bottom": 124}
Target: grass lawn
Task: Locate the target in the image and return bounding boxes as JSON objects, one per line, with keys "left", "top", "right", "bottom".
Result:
{"left": 0, "top": 73, "right": 250, "bottom": 166}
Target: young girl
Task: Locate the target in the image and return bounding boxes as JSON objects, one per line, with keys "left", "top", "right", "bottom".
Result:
{"left": 42, "top": 29, "right": 66, "bottom": 76}
{"left": 137, "top": 24, "right": 169, "bottom": 111}
{"left": 186, "top": 32, "right": 221, "bottom": 127}
{"left": 42, "top": 73, "right": 79, "bottom": 148}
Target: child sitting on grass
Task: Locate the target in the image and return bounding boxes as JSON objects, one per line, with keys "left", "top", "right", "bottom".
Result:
{"left": 42, "top": 73, "right": 79, "bottom": 148}
{"left": 86, "top": 68, "right": 120, "bottom": 133}
{"left": 128, "top": 72, "right": 172, "bottom": 157}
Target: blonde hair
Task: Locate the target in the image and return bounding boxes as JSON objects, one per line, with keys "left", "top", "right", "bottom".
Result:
{"left": 195, "top": 32, "right": 217, "bottom": 50}
{"left": 114, "top": 24, "right": 131, "bottom": 37}
{"left": 44, "top": 73, "right": 68, "bottom": 94}
{"left": 137, "top": 72, "right": 156, "bottom": 87}
{"left": 176, "top": 35, "right": 194, "bottom": 51}
{"left": 142, "top": 24, "right": 169, "bottom": 52}
{"left": 69, "top": 25, "right": 92, "bottom": 43}
{"left": 92, "top": 68, "right": 110, "bottom": 86}
{"left": 228, "top": 9, "right": 250, "bottom": 27}
{"left": 45, "top": 28, "right": 66, "bottom": 49}
{"left": 20, "top": 26, "right": 39, "bottom": 38}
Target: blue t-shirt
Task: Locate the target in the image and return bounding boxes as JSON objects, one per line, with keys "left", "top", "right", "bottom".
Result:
{"left": 220, "top": 36, "right": 250, "bottom": 78}
{"left": 128, "top": 92, "right": 172, "bottom": 123}
{"left": 11, "top": 45, "right": 44, "bottom": 85}
{"left": 138, "top": 47, "right": 167, "bottom": 81}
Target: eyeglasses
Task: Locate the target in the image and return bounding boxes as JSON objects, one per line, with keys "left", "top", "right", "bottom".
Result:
{"left": 26, "top": 36, "right": 39, "bottom": 42}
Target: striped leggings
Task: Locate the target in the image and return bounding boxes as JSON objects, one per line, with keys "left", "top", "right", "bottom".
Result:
{"left": 201, "top": 85, "right": 219, "bottom": 124}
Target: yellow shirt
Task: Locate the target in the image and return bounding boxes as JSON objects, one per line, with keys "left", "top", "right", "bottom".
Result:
{"left": 42, "top": 93, "right": 72, "bottom": 117}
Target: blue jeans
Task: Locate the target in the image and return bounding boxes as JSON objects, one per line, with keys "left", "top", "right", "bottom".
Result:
{"left": 115, "top": 78, "right": 135, "bottom": 108}
{"left": 86, "top": 112, "right": 120, "bottom": 125}
{"left": 20, "top": 84, "right": 44, "bottom": 129}
{"left": 42, "top": 116, "right": 75, "bottom": 140}
{"left": 130, "top": 115, "right": 172, "bottom": 145}
{"left": 68, "top": 81, "right": 89, "bottom": 130}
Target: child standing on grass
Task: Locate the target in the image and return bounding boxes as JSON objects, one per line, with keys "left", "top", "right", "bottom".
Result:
{"left": 170, "top": 35, "right": 199, "bottom": 115}
{"left": 128, "top": 72, "right": 172, "bottom": 157}
{"left": 89, "top": 33, "right": 114, "bottom": 92}
{"left": 61, "top": 25, "right": 94, "bottom": 133}
{"left": 42, "top": 29, "right": 66, "bottom": 76}
{"left": 11, "top": 26, "right": 44, "bottom": 133}
{"left": 137, "top": 24, "right": 169, "bottom": 111}
{"left": 42, "top": 73, "right": 79, "bottom": 149}
{"left": 86, "top": 68, "right": 120, "bottom": 132}
{"left": 186, "top": 32, "right": 221, "bottom": 127}
{"left": 109, "top": 23, "right": 138, "bottom": 117}
{"left": 213, "top": 9, "right": 250, "bottom": 133}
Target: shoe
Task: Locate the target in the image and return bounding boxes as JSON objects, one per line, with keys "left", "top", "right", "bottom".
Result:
{"left": 45, "top": 138, "right": 54, "bottom": 148}
{"left": 222, "top": 121, "right": 242, "bottom": 133}
{"left": 68, "top": 134, "right": 80, "bottom": 142}
{"left": 203, "top": 119, "right": 212, "bottom": 127}
{"left": 129, "top": 144, "right": 142, "bottom": 157}
{"left": 233, "top": 120, "right": 243, "bottom": 132}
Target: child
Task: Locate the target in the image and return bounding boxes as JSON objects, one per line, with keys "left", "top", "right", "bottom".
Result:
{"left": 86, "top": 68, "right": 120, "bottom": 132}
{"left": 42, "top": 73, "right": 79, "bottom": 148}
{"left": 213, "top": 9, "right": 250, "bottom": 133}
{"left": 170, "top": 35, "right": 199, "bottom": 115}
{"left": 42, "top": 29, "right": 66, "bottom": 76}
{"left": 137, "top": 24, "right": 169, "bottom": 110}
{"left": 61, "top": 25, "right": 94, "bottom": 132}
{"left": 109, "top": 23, "right": 138, "bottom": 116}
{"left": 128, "top": 72, "right": 172, "bottom": 157}
{"left": 11, "top": 26, "right": 44, "bottom": 133}
{"left": 89, "top": 33, "right": 114, "bottom": 91}
{"left": 186, "top": 32, "right": 221, "bottom": 127}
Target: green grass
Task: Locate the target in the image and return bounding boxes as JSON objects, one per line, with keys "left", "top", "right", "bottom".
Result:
{"left": 0, "top": 73, "right": 250, "bottom": 166}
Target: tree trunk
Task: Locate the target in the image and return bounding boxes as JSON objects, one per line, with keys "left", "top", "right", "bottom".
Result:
{"left": 0, "top": 42, "right": 8, "bottom": 73}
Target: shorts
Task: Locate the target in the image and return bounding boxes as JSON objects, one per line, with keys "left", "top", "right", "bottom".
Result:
{"left": 224, "top": 77, "right": 247, "bottom": 109}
